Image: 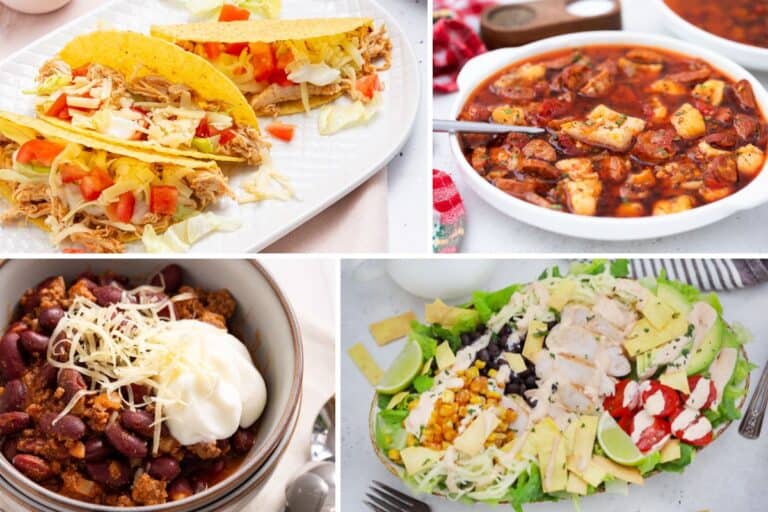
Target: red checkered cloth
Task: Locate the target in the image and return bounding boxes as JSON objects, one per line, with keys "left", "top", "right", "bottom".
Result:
{"left": 435, "top": 0, "right": 497, "bottom": 30}
{"left": 433, "top": 169, "right": 466, "bottom": 253}
{"left": 433, "top": 17, "right": 487, "bottom": 94}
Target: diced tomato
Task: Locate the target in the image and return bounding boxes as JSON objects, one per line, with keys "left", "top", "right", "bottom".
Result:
{"left": 45, "top": 94, "right": 69, "bottom": 119}
{"left": 251, "top": 42, "right": 276, "bottom": 82}
{"left": 79, "top": 168, "right": 113, "bottom": 201}
{"left": 204, "top": 42, "right": 222, "bottom": 60}
{"left": 356, "top": 74, "right": 380, "bottom": 100}
{"left": 618, "top": 414, "right": 633, "bottom": 435}
{"left": 269, "top": 68, "right": 293, "bottom": 86}
{"left": 633, "top": 414, "right": 671, "bottom": 453}
{"left": 530, "top": 98, "right": 570, "bottom": 125}
{"left": 59, "top": 163, "right": 89, "bottom": 184}
{"left": 603, "top": 379, "right": 639, "bottom": 419}
{"left": 685, "top": 376, "right": 717, "bottom": 410}
{"left": 72, "top": 64, "right": 90, "bottom": 77}
{"left": 150, "top": 186, "right": 178, "bottom": 216}
{"left": 224, "top": 42, "right": 249, "bottom": 56}
{"left": 16, "top": 139, "right": 65, "bottom": 166}
{"left": 218, "top": 129, "right": 236, "bottom": 145}
{"left": 641, "top": 381, "right": 680, "bottom": 417}
{"left": 106, "top": 192, "right": 135, "bottom": 223}
{"left": 196, "top": 117, "right": 213, "bottom": 138}
{"left": 266, "top": 122, "right": 295, "bottom": 142}
{"left": 218, "top": 3, "right": 250, "bottom": 21}
{"left": 276, "top": 49, "right": 294, "bottom": 70}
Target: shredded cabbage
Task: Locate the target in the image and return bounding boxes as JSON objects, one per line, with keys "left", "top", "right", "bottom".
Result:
{"left": 287, "top": 63, "right": 341, "bottom": 86}
{"left": 24, "top": 72, "right": 72, "bottom": 96}
{"left": 317, "top": 94, "right": 380, "bottom": 135}
{"left": 179, "top": 0, "right": 281, "bottom": 19}
{"left": 141, "top": 213, "right": 242, "bottom": 253}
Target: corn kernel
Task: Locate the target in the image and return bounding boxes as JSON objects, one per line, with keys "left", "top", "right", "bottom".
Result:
{"left": 475, "top": 360, "right": 486, "bottom": 369}
{"left": 442, "top": 390, "right": 455, "bottom": 403}
{"left": 406, "top": 434, "right": 417, "bottom": 447}
{"left": 488, "top": 369, "right": 497, "bottom": 378}
{"left": 469, "top": 395, "right": 483, "bottom": 405}
{"left": 466, "top": 367, "right": 479, "bottom": 379}
{"left": 388, "top": 449, "right": 401, "bottom": 462}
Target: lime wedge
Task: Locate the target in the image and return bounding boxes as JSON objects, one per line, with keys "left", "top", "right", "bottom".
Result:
{"left": 376, "top": 340, "right": 423, "bottom": 394}
{"left": 597, "top": 412, "right": 644, "bottom": 466}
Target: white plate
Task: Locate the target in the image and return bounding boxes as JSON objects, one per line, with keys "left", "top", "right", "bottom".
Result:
{"left": 653, "top": 0, "right": 768, "bottom": 72}
{"left": 450, "top": 31, "right": 768, "bottom": 241}
{"left": 0, "top": 0, "right": 419, "bottom": 253}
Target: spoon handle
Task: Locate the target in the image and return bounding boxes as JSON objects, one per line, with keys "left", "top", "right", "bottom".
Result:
{"left": 739, "top": 361, "right": 768, "bottom": 439}
{"left": 433, "top": 119, "right": 545, "bottom": 134}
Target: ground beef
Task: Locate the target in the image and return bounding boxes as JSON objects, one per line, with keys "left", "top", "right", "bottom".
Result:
{"left": 131, "top": 473, "right": 167, "bottom": 505}
{"left": 187, "top": 441, "right": 222, "bottom": 460}
{"left": 68, "top": 279, "right": 96, "bottom": 302}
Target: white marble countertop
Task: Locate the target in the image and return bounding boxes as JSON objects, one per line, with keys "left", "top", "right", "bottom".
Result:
{"left": 433, "top": 0, "right": 768, "bottom": 253}
{"left": 386, "top": 0, "right": 430, "bottom": 253}
{"left": 341, "top": 259, "right": 768, "bottom": 511}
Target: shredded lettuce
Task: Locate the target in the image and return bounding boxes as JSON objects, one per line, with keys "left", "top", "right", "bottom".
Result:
{"left": 636, "top": 451, "right": 661, "bottom": 474}
{"left": 412, "top": 375, "right": 433, "bottom": 393}
{"left": 318, "top": 95, "right": 380, "bottom": 135}
{"left": 471, "top": 284, "right": 522, "bottom": 323}
{"left": 24, "top": 72, "right": 72, "bottom": 96}
{"left": 141, "top": 212, "right": 242, "bottom": 252}
{"left": 179, "top": 0, "right": 280, "bottom": 19}
{"left": 408, "top": 329, "right": 437, "bottom": 362}
{"left": 503, "top": 465, "right": 550, "bottom": 512}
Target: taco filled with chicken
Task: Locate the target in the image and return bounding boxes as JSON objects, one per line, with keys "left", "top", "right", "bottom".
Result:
{"left": 0, "top": 111, "right": 231, "bottom": 253}
{"left": 150, "top": 17, "right": 392, "bottom": 116}
{"left": 31, "top": 30, "right": 267, "bottom": 165}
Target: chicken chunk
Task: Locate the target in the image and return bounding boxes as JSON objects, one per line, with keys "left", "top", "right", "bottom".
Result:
{"left": 618, "top": 57, "right": 662, "bottom": 78}
{"left": 560, "top": 105, "right": 646, "bottom": 152}
{"left": 736, "top": 144, "right": 765, "bottom": 176}
{"left": 579, "top": 63, "right": 616, "bottom": 98}
{"left": 652, "top": 196, "right": 695, "bottom": 215}
{"left": 494, "top": 63, "right": 546, "bottom": 87}
{"left": 649, "top": 79, "right": 687, "bottom": 96}
{"left": 671, "top": 103, "right": 706, "bottom": 139}
{"left": 556, "top": 158, "right": 602, "bottom": 216}
{"left": 692, "top": 79, "right": 725, "bottom": 106}
{"left": 491, "top": 105, "right": 526, "bottom": 125}
{"left": 645, "top": 96, "right": 668, "bottom": 124}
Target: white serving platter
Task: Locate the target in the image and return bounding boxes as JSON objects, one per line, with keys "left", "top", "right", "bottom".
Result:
{"left": 0, "top": 0, "right": 420, "bottom": 253}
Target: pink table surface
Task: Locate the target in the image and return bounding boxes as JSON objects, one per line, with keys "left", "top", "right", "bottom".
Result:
{"left": 0, "top": 0, "right": 388, "bottom": 254}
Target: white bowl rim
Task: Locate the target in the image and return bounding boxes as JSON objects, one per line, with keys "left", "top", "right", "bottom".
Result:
{"left": 449, "top": 30, "right": 768, "bottom": 241}
{"left": 0, "top": 260, "right": 305, "bottom": 512}
{"left": 652, "top": 0, "right": 768, "bottom": 62}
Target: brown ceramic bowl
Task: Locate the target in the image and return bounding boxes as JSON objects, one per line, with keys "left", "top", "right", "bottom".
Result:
{"left": 0, "top": 259, "right": 303, "bottom": 511}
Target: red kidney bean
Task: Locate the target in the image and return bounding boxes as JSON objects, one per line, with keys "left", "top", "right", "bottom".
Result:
{"left": 120, "top": 410, "right": 154, "bottom": 439}
{"left": 58, "top": 369, "right": 86, "bottom": 402}
{"left": 168, "top": 477, "right": 193, "bottom": 501}
{"left": 12, "top": 454, "right": 52, "bottom": 481}
{"left": 191, "top": 478, "right": 208, "bottom": 494}
{"left": 150, "top": 264, "right": 183, "bottom": 293}
{"left": 148, "top": 456, "right": 181, "bottom": 481}
{"left": 19, "top": 330, "right": 50, "bottom": 354}
{"left": 39, "top": 363, "right": 58, "bottom": 389}
{"left": 2, "top": 438, "right": 17, "bottom": 460}
{"left": 105, "top": 422, "right": 148, "bottom": 458}
{"left": 5, "top": 321, "right": 28, "bottom": 335}
{"left": 93, "top": 286, "right": 123, "bottom": 306}
{"left": 40, "top": 413, "right": 85, "bottom": 440}
{"left": 38, "top": 307, "right": 65, "bottom": 334}
{"left": 0, "top": 332, "right": 25, "bottom": 380}
{"left": 0, "top": 379, "right": 27, "bottom": 413}
{"left": 86, "top": 460, "right": 130, "bottom": 488}
{"left": 128, "top": 384, "right": 150, "bottom": 405}
{"left": 0, "top": 412, "right": 30, "bottom": 435}
{"left": 232, "top": 428, "right": 255, "bottom": 454}
{"left": 84, "top": 438, "right": 113, "bottom": 462}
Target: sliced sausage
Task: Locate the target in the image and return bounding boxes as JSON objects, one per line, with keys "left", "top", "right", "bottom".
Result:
{"left": 732, "top": 79, "right": 756, "bottom": 111}
{"left": 522, "top": 139, "right": 557, "bottom": 162}
{"left": 632, "top": 129, "right": 678, "bottom": 163}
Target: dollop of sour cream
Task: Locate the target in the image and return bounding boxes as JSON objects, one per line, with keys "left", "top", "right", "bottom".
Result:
{"left": 151, "top": 320, "right": 267, "bottom": 445}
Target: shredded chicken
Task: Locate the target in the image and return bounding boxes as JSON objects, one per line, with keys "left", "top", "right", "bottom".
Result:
{"left": 362, "top": 25, "right": 392, "bottom": 72}
{"left": 36, "top": 58, "right": 71, "bottom": 84}
{"left": 187, "top": 167, "right": 234, "bottom": 205}
{"left": 126, "top": 75, "right": 176, "bottom": 103}
{"left": 68, "top": 224, "right": 125, "bottom": 253}
{"left": 223, "top": 127, "right": 267, "bottom": 165}
{"left": 249, "top": 83, "right": 342, "bottom": 112}
{"left": 12, "top": 183, "right": 50, "bottom": 218}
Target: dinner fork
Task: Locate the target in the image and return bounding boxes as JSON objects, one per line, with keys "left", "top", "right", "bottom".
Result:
{"left": 739, "top": 361, "right": 768, "bottom": 439}
{"left": 364, "top": 481, "right": 431, "bottom": 512}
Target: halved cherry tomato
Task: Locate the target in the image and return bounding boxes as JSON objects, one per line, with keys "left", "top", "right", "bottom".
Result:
{"left": 106, "top": 192, "right": 135, "bottom": 223}
{"left": 218, "top": 129, "right": 237, "bottom": 145}
{"left": 16, "top": 139, "right": 65, "bottom": 166}
{"left": 618, "top": 414, "right": 633, "bottom": 436}
{"left": 204, "top": 42, "right": 222, "bottom": 60}
{"left": 45, "top": 94, "right": 69, "bottom": 119}
{"left": 218, "top": 3, "right": 250, "bottom": 22}
{"left": 633, "top": 415, "right": 671, "bottom": 453}
{"left": 685, "top": 376, "right": 717, "bottom": 410}
{"left": 603, "top": 379, "right": 639, "bottom": 419}
{"left": 679, "top": 416, "right": 713, "bottom": 447}
{"left": 251, "top": 42, "right": 276, "bottom": 82}
{"left": 79, "top": 168, "right": 113, "bottom": 201}
{"left": 60, "top": 163, "right": 89, "bottom": 184}
{"left": 224, "top": 42, "right": 249, "bottom": 56}
{"left": 266, "top": 122, "right": 295, "bottom": 142}
{"left": 641, "top": 381, "right": 680, "bottom": 417}
{"left": 150, "top": 186, "right": 178, "bottom": 216}
{"left": 356, "top": 74, "right": 380, "bottom": 100}
{"left": 72, "top": 64, "right": 90, "bottom": 77}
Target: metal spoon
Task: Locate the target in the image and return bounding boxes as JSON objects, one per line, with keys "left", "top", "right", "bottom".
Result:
{"left": 739, "top": 361, "right": 768, "bottom": 438}
{"left": 433, "top": 119, "right": 545, "bottom": 134}
{"left": 311, "top": 396, "right": 335, "bottom": 462}
{"left": 285, "top": 471, "right": 329, "bottom": 512}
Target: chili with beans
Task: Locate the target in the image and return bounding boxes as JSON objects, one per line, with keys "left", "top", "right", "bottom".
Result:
{"left": 665, "top": 0, "right": 768, "bottom": 49}
{"left": 459, "top": 45, "right": 767, "bottom": 217}
{"left": 0, "top": 265, "right": 256, "bottom": 506}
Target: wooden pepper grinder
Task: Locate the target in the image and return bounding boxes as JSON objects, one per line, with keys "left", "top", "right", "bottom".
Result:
{"left": 481, "top": 0, "right": 622, "bottom": 49}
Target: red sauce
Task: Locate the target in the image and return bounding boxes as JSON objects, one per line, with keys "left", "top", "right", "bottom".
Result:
{"left": 665, "top": 0, "right": 768, "bottom": 49}
{"left": 458, "top": 45, "right": 768, "bottom": 217}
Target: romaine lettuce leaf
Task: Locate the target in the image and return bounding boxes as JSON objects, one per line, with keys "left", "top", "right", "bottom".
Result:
{"left": 471, "top": 284, "right": 521, "bottom": 323}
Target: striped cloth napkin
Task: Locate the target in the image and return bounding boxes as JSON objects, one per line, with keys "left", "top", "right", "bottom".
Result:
{"left": 628, "top": 259, "right": 768, "bottom": 291}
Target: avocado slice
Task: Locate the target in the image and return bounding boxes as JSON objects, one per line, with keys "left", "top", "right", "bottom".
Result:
{"left": 657, "top": 283, "right": 692, "bottom": 315}
{"left": 686, "top": 318, "right": 723, "bottom": 376}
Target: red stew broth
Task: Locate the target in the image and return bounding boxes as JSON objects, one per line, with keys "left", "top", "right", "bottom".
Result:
{"left": 458, "top": 45, "right": 768, "bottom": 217}
{"left": 665, "top": 0, "right": 768, "bottom": 49}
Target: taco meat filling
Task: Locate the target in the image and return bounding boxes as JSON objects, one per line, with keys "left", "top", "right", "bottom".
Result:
{"left": 0, "top": 136, "right": 231, "bottom": 253}
{"left": 175, "top": 23, "right": 392, "bottom": 116}
{"left": 34, "top": 60, "right": 266, "bottom": 164}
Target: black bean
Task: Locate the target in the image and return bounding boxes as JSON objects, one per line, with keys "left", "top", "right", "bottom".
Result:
{"left": 0, "top": 379, "right": 27, "bottom": 412}
{"left": 487, "top": 343, "right": 500, "bottom": 358}
{"left": 93, "top": 286, "right": 123, "bottom": 306}
{"left": 460, "top": 333, "right": 472, "bottom": 346}
{"left": 518, "top": 369, "right": 532, "bottom": 380}
{"left": 38, "top": 307, "right": 65, "bottom": 334}
{"left": 477, "top": 349, "right": 490, "bottom": 363}
{"left": 19, "top": 330, "right": 49, "bottom": 354}
{"left": 525, "top": 376, "right": 537, "bottom": 388}
{"left": 151, "top": 264, "right": 183, "bottom": 293}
